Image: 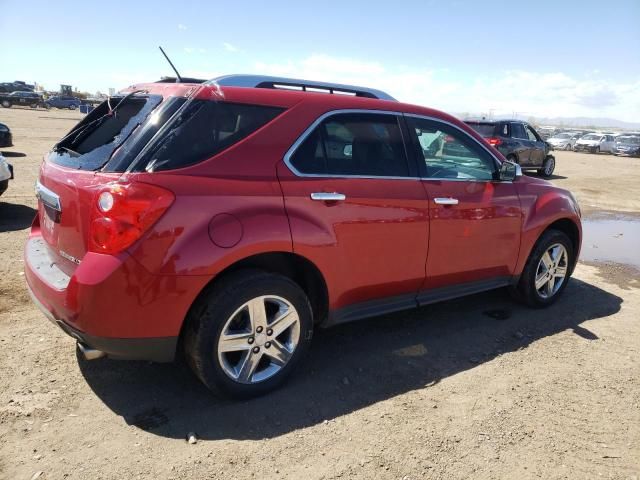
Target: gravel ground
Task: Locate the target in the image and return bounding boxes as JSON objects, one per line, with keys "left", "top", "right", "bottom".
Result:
{"left": 0, "top": 108, "right": 638, "bottom": 480}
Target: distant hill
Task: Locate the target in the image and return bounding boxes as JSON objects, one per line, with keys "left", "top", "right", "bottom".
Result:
{"left": 531, "top": 117, "right": 640, "bottom": 130}
{"left": 460, "top": 114, "right": 640, "bottom": 130}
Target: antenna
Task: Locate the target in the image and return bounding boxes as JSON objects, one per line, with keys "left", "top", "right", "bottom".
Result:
{"left": 158, "top": 46, "right": 183, "bottom": 83}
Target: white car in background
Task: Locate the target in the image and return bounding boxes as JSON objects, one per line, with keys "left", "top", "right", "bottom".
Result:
{"left": 547, "top": 132, "right": 581, "bottom": 150}
{"left": 0, "top": 153, "right": 13, "bottom": 196}
{"left": 574, "top": 133, "right": 616, "bottom": 154}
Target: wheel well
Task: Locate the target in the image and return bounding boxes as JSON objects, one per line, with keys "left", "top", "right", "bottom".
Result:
{"left": 189, "top": 252, "right": 329, "bottom": 327}
{"left": 543, "top": 218, "right": 580, "bottom": 268}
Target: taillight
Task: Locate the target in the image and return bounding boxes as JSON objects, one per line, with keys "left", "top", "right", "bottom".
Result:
{"left": 89, "top": 182, "right": 174, "bottom": 254}
{"left": 487, "top": 137, "right": 503, "bottom": 147}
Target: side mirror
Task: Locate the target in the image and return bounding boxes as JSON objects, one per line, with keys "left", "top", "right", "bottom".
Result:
{"left": 498, "top": 160, "right": 522, "bottom": 181}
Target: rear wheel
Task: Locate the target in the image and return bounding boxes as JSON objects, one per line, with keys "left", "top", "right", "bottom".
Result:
{"left": 183, "top": 270, "right": 314, "bottom": 398}
{"left": 511, "top": 229, "right": 573, "bottom": 308}
{"left": 538, "top": 156, "right": 555, "bottom": 177}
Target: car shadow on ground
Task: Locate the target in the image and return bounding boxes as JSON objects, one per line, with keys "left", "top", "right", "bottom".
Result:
{"left": 78, "top": 278, "right": 621, "bottom": 440}
{"left": 0, "top": 151, "right": 26, "bottom": 158}
{"left": 0, "top": 202, "right": 36, "bottom": 232}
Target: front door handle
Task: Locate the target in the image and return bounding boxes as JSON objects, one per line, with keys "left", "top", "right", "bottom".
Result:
{"left": 434, "top": 197, "right": 459, "bottom": 205}
{"left": 311, "top": 192, "right": 346, "bottom": 202}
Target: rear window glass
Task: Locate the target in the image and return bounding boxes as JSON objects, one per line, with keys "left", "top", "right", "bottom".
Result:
{"left": 138, "top": 101, "right": 284, "bottom": 171}
{"left": 49, "top": 94, "right": 162, "bottom": 170}
{"left": 465, "top": 122, "right": 497, "bottom": 137}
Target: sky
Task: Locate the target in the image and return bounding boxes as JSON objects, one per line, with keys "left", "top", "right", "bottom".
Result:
{"left": 1, "top": 0, "right": 639, "bottom": 122}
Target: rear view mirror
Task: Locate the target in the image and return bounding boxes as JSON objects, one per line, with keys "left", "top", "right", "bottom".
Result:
{"left": 499, "top": 160, "right": 522, "bottom": 181}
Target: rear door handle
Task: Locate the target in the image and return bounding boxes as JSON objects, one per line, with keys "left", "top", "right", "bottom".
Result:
{"left": 311, "top": 192, "right": 346, "bottom": 202}
{"left": 434, "top": 197, "right": 459, "bottom": 205}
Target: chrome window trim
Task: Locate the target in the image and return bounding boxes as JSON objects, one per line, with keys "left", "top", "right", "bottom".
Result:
{"left": 283, "top": 109, "right": 419, "bottom": 181}
{"left": 283, "top": 109, "right": 511, "bottom": 183}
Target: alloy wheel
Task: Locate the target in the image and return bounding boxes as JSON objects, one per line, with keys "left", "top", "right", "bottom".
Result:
{"left": 544, "top": 157, "right": 555, "bottom": 176}
{"left": 535, "top": 243, "right": 568, "bottom": 299}
{"left": 217, "top": 295, "right": 301, "bottom": 384}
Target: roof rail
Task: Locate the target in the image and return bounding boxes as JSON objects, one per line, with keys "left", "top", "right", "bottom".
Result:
{"left": 211, "top": 74, "right": 397, "bottom": 101}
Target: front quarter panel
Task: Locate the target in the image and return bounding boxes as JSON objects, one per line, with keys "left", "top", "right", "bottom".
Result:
{"left": 514, "top": 177, "right": 582, "bottom": 275}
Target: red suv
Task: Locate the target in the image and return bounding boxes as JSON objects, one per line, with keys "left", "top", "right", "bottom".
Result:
{"left": 25, "top": 75, "right": 582, "bottom": 397}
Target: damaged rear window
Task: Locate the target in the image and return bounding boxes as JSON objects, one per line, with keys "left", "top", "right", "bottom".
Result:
{"left": 48, "top": 94, "right": 162, "bottom": 170}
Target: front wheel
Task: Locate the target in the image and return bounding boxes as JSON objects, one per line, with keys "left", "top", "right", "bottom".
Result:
{"left": 184, "top": 270, "right": 314, "bottom": 398}
{"left": 538, "top": 156, "right": 555, "bottom": 178}
{"left": 1, "top": 100, "right": 11, "bottom": 108}
{"left": 511, "top": 229, "right": 573, "bottom": 308}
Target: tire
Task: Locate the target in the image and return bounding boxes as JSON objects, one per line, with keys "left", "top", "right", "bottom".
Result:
{"left": 69, "top": 104, "right": 78, "bottom": 110}
{"left": 511, "top": 229, "right": 573, "bottom": 308}
{"left": 183, "top": 270, "right": 314, "bottom": 398}
{"left": 565, "top": 143, "right": 572, "bottom": 151}
{"left": 1, "top": 100, "right": 11, "bottom": 108}
{"left": 537, "top": 156, "right": 555, "bottom": 178}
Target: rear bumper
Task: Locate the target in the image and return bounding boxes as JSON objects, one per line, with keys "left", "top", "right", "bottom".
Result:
{"left": 24, "top": 232, "right": 209, "bottom": 362}
{"left": 27, "top": 284, "right": 177, "bottom": 362}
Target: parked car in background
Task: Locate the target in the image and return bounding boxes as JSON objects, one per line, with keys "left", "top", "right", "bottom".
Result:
{"left": 46, "top": 96, "right": 82, "bottom": 110}
{"left": 611, "top": 135, "right": 640, "bottom": 157}
{"left": 25, "top": 75, "right": 582, "bottom": 397}
{"left": 0, "top": 153, "right": 13, "bottom": 196}
{"left": 547, "top": 132, "right": 581, "bottom": 151}
{"left": 574, "top": 133, "right": 616, "bottom": 153}
{"left": 465, "top": 120, "right": 556, "bottom": 177}
{"left": 0, "top": 91, "right": 48, "bottom": 109}
{"left": 0, "top": 122, "right": 12, "bottom": 147}
{"left": 536, "top": 126, "right": 559, "bottom": 140}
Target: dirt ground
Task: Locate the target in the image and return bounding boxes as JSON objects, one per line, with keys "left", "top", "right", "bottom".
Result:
{"left": 0, "top": 107, "right": 638, "bottom": 480}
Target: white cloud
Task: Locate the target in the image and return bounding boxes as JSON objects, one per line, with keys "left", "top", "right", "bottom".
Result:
{"left": 178, "top": 23, "right": 187, "bottom": 30}
{"left": 184, "top": 47, "right": 194, "bottom": 54}
{"left": 252, "top": 54, "right": 640, "bottom": 122}
{"left": 223, "top": 42, "right": 240, "bottom": 53}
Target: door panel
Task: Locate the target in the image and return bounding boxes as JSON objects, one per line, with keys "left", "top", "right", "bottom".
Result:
{"left": 278, "top": 111, "right": 429, "bottom": 310}
{"left": 278, "top": 168, "right": 429, "bottom": 308}
{"left": 420, "top": 180, "right": 521, "bottom": 289}
{"left": 525, "top": 125, "right": 545, "bottom": 167}
{"left": 405, "top": 115, "right": 522, "bottom": 291}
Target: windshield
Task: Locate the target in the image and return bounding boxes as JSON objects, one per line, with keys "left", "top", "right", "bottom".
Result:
{"left": 616, "top": 136, "right": 640, "bottom": 144}
{"left": 582, "top": 134, "right": 601, "bottom": 141}
{"left": 48, "top": 94, "right": 162, "bottom": 170}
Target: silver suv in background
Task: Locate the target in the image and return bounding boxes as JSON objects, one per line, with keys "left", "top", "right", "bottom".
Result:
{"left": 574, "top": 133, "right": 616, "bottom": 153}
{"left": 547, "top": 132, "right": 581, "bottom": 151}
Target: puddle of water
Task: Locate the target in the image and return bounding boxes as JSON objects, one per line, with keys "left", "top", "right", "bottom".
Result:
{"left": 581, "top": 217, "right": 640, "bottom": 268}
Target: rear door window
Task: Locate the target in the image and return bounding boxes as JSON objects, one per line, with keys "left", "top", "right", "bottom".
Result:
{"left": 137, "top": 101, "right": 284, "bottom": 171}
{"left": 511, "top": 123, "right": 527, "bottom": 139}
{"left": 289, "top": 112, "right": 412, "bottom": 177}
